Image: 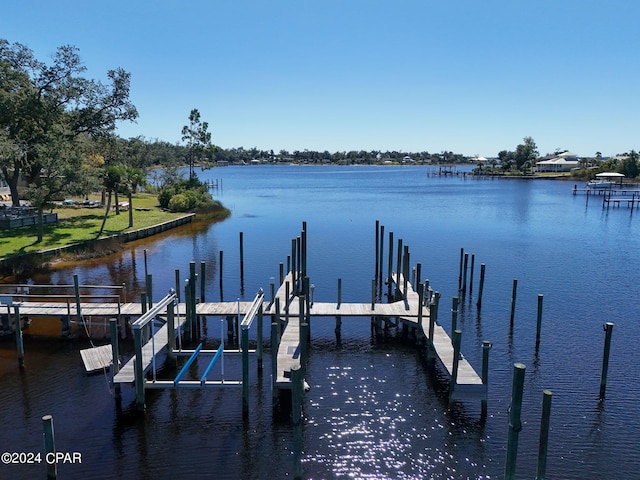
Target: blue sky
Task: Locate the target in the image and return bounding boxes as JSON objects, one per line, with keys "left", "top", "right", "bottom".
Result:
{"left": 2, "top": 1, "right": 639, "bottom": 157}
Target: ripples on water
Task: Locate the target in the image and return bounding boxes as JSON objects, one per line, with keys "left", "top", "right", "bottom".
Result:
{"left": 1, "top": 165, "right": 640, "bottom": 479}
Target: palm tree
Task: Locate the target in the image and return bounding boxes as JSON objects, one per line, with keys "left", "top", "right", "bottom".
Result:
{"left": 97, "top": 165, "right": 124, "bottom": 237}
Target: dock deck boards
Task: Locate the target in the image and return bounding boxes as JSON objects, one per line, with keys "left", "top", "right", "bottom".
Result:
{"left": 80, "top": 344, "right": 113, "bottom": 373}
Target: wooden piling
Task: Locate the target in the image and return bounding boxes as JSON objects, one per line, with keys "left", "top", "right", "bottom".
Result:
{"left": 200, "top": 261, "right": 206, "bottom": 303}
{"left": 481, "top": 340, "right": 492, "bottom": 416}
{"left": 133, "top": 326, "right": 145, "bottom": 411}
{"left": 299, "top": 295, "right": 308, "bottom": 379}
{"left": 42, "top": 415, "right": 57, "bottom": 479}
{"left": 175, "top": 269, "right": 181, "bottom": 302}
{"left": 375, "top": 220, "right": 380, "bottom": 278}
{"left": 146, "top": 273, "right": 153, "bottom": 308}
{"left": 600, "top": 322, "right": 614, "bottom": 399}
{"left": 504, "top": 363, "right": 526, "bottom": 480}
{"left": 469, "top": 254, "right": 475, "bottom": 296}
{"left": 403, "top": 245, "right": 410, "bottom": 295}
{"left": 257, "top": 303, "right": 264, "bottom": 373}
{"left": 387, "top": 231, "right": 394, "bottom": 292}
{"left": 536, "top": 390, "right": 553, "bottom": 480}
{"left": 396, "top": 238, "right": 403, "bottom": 290}
{"left": 462, "top": 253, "right": 469, "bottom": 296}
{"left": 536, "top": 294, "right": 544, "bottom": 345}
{"left": 428, "top": 292, "right": 440, "bottom": 363}
{"left": 73, "top": 274, "right": 82, "bottom": 327}
{"left": 476, "top": 263, "right": 486, "bottom": 309}
{"left": 379, "top": 224, "right": 384, "bottom": 286}
{"left": 458, "top": 248, "right": 464, "bottom": 292}
{"left": 291, "top": 362, "right": 304, "bottom": 480}
{"left": 270, "top": 321, "right": 279, "bottom": 401}
{"left": 219, "top": 250, "right": 224, "bottom": 302}
{"left": 239, "top": 232, "right": 245, "bottom": 290}
{"left": 451, "top": 296, "right": 459, "bottom": 342}
{"left": 510, "top": 279, "right": 518, "bottom": 327}
{"left": 110, "top": 318, "right": 121, "bottom": 400}
{"left": 241, "top": 324, "right": 249, "bottom": 418}
{"left": 449, "top": 330, "right": 462, "bottom": 405}
{"left": 15, "top": 304, "right": 24, "bottom": 368}
{"left": 371, "top": 278, "right": 376, "bottom": 310}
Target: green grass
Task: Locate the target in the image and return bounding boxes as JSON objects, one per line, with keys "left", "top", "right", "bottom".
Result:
{"left": 0, "top": 193, "right": 190, "bottom": 258}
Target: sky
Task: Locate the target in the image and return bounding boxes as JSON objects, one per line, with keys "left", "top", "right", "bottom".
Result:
{"left": 2, "top": 0, "right": 639, "bottom": 158}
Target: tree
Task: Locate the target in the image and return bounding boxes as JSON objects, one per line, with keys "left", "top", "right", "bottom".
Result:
{"left": 514, "top": 137, "right": 538, "bottom": 173}
{"left": 181, "top": 109, "right": 211, "bottom": 179}
{"left": 0, "top": 39, "right": 138, "bottom": 209}
{"left": 619, "top": 150, "right": 639, "bottom": 179}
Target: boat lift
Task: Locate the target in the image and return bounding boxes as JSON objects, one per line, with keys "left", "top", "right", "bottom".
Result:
{"left": 113, "top": 288, "right": 265, "bottom": 414}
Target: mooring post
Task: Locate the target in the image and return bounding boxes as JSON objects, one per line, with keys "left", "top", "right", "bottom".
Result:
{"left": 504, "top": 363, "right": 526, "bottom": 480}
{"left": 476, "top": 263, "right": 486, "bottom": 309}
{"left": 73, "top": 274, "right": 82, "bottom": 328}
{"left": 371, "top": 278, "right": 376, "bottom": 310}
{"left": 396, "top": 238, "right": 403, "bottom": 290}
{"left": 510, "top": 279, "right": 518, "bottom": 328}
{"left": 469, "top": 254, "right": 475, "bottom": 296}
{"left": 458, "top": 248, "right": 464, "bottom": 292}
{"left": 270, "top": 277, "right": 275, "bottom": 304}
{"left": 379, "top": 224, "right": 384, "bottom": 287}
{"left": 291, "top": 239, "right": 297, "bottom": 293}
{"left": 600, "top": 322, "right": 615, "bottom": 399}
{"left": 299, "top": 295, "right": 308, "bottom": 379}
{"left": 133, "top": 326, "right": 145, "bottom": 411}
{"left": 200, "top": 261, "right": 206, "bottom": 303}
{"left": 536, "top": 390, "right": 553, "bottom": 480}
{"left": 270, "top": 321, "right": 279, "bottom": 401}
{"left": 257, "top": 304, "right": 264, "bottom": 373}
{"left": 303, "top": 276, "right": 311, "bottom": 338}
{"left": 416, "top": 282, "right": 424, "bottom": 324}
{"left": 416, "top": 263, "right": 422, "bottom": 293}
{"left": 182, "top": 282, "right": 191, "bottom": 337}
{"left": 175, "top": 269, "right": 181, "bottom": 303}
{"left": 167, "top": 299, "right": 176, "bottom": 358}
{"left": 296, "top": 236, "right": 301, "bottom": 293}
{"left": 189, "top": 262, "right": 197, "bottom": 332}
{"left": 110, "top": 318, "right": 121, "bottom": 400}
{"left": 301, "top": 221, "right": 307, "bottom": 279}
{"left": 462, "top": 253, "right": 469, "bottom": 297}
{"left": 337, "top": 278, "right": 342, "bottom": 309}
{"left": 241, "top": 324, "right": 249, "bottom": 419}
{"left": 481, "top": 340, "right": 492, "bottom": 417}
{"left": 536, "top": 294, "right": 544, "bottom": 345}
{"left": 279, "top": 262, "right": 284, "bottom": 285}
{"left": 42, "top": 415, "right": 56, "bottom": 479}
{"left": 219, "top": 250, "right": 224, "bottom": 302}
{"left": 449, "top": 329, "right": 462, "bottom": 406}
{"left": 239, "top": 231, "right": 245, "bottom": 288}
{"left": 403, "top": 245, "right": 410, "bottom": 295}
{"left": 15, "top": 304, "right": 24, "bottom": 368}
{"left": 143, "top": 248, "right": 148, "bottom": 279}
{"left": 375, "top": 220, "right": 380, "bottom": 278}
{"left": 291, "top": 362, "right": 304, "bottom": 480}
{"left": 451, "top": 296, "right": 459, "bottom": 343}
{"left": 427, "top": 292, "right": 439, "bottom": 363}
{"left": 146, "top": 273, "right": 153, "bottom": 308}
{"left": 387, "top": 231, "right": 394, "bottom": 292}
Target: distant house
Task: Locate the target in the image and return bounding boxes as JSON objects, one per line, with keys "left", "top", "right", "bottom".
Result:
{"left": 535, "top": 151, "right": 580, "bottom": 172}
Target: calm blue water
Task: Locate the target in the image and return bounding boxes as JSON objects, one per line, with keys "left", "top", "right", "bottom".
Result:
{"left": 1, "top": 165, "right": 639, "bottom": 479}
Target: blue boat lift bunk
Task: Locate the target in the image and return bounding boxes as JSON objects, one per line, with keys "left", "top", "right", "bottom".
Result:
{"left": 112, "top": 288, "right": 265, "bottom": 413}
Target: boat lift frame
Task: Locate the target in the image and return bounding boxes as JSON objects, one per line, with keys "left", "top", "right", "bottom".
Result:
{"left": 115, "top": 288, "right": 265, "bottom": 414}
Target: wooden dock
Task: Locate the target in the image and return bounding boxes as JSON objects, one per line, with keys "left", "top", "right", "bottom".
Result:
{"left": 80, "top": 344, "right": 113, "bottom": 373}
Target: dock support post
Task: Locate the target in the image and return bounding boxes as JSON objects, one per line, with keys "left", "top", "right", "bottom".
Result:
{"left": 301, "top": 221, "right": 307, "bottom": 279}
{"left": 371, "top": 278, "right": 376, "bottom": 310}
{"left": 279, "top": 262, "right": 284, "bottom": 285}
{"left": 189, "top": 261, "right": 197, "bottom": 331}
{"left": 291, "top": 363, "right": 303, "bottom": 480}
{"left": 146, "top": 274, "right": 153, "bottom": 308}
{"left": 270, "top": 278, "right": 275, "bottom": 305}
{"left": 257, "top": 304, "right": 264, "bottom": 373}
{"left": 219, "top": 250, "right": 224, "bottom": 302}
{"left": 73, "top": 274, "right": 82, "bottom": 328}
{"left": 416, "top": 263, "right": 422, "bottom": 293}
{"left": 462, "top": 253, "right": 469, "bottom": 297}
{"left": 110, "top": 319, "right": 121, "bottom": 400}
{"left": 133, "top": 326, "right": 145, "bottom": 411}
{"left": 451, "top": 296, "right": 459, "bottom": 343}
{"left": 427, "top": 292, "right": 439, "bottom": 363}
{"left": 378, "top": 224, "right": 384, "bottom": 288}
{"left": 504, "top": 363, "right": 526, "bottom": 480}
{"left": 239, "top": 232, "right": 245, "bottom": 294}
{"left": 241, "top": 325, "right": 249, "bottom": 419}
{"left": 299, "top": 295, "right": 308, "bottom": 379}
{"left": 476, "top": 263, "right": 486, "bottom": 309}
{"left": 481, "top": 340, "right": 492, "bottom": 417}
{"left": 403, "top": 245, "right": 410, "bottom": 296}
{"left": 536, "top": 294, "right": 544, "bottom": 345}
{"left": 469, "top": 254, "right": 475, "bottom": 296}
{"left": 387, "top": 231, "right": 394, "bottom": 295}
{"left": 375, "top": 220, "right": 379, "bottom": 278}
{"left": 200, "top": 261, "right": 206, "bottom": 303}
{"left": 42, "top": 415, "right": 57, "bottom": 479}
{"left": 15, "top": 305, "right": 24, "bottom": 368}
{"left": 449, "top": 330, "right": 462, "bottom": 406}
{"left": 270, "top": 320, "right": 279, "bottom": 402}
{"left": 291, "top": 239, "right": 297, "bottom": 294}
{"left": 599, "top": 322, "right": 614, "bottom": 399}
{"left": 396, "top": 238, "right": 403, "bottom": 294}
{"left": 536, "top": 390, "right": 553, "bottom": 480}
{"left": 417, "top": 282, "right": 424, "bottom": 326}
{"left": 175, "top": 269, "right": 181, "bottom": 303}
{"left": 458, "top": 248, "right": 464, "bottom": 292}
{"left": 510, "top": 279, "right": 518, "bottom": 328}
{"left": 167, "top": 300, "right": 176, "bottom": 358}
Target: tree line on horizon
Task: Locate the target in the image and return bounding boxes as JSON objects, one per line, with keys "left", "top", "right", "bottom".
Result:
{"left": 2, "top": 39, "right": 640, "bottom": 241}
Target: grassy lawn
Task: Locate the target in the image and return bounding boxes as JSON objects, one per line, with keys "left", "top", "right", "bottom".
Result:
{"left": 0, "top": 193, "right": 188, "bottom": 258}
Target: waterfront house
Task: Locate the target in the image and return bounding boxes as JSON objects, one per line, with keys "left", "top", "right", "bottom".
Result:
{"left": 535, "top": 151, "right": 580, "bottom": 172}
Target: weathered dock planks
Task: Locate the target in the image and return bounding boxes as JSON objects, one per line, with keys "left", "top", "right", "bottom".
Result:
{"left": 80, "top": 344, "right": 114, "bottom": 373}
